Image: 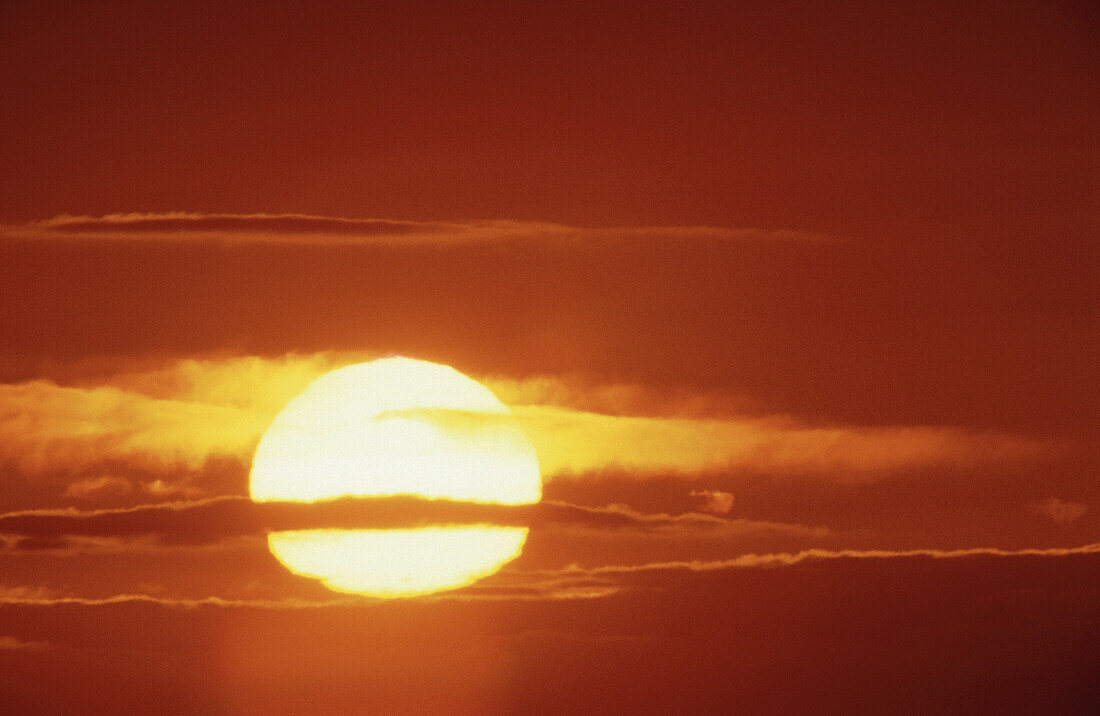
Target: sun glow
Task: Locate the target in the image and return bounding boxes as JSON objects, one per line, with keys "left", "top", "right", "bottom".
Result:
{"left": 249, "top": 358, "right": 541, "bottom": 597}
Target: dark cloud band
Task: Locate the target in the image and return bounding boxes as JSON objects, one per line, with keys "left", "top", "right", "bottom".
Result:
{"left": 0, "top": 495, "right": 731, "bottom": 546}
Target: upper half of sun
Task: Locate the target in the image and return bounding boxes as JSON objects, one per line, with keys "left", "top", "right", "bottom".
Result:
{"left": 248, "top": 357, "right": 542, "bottom": 505}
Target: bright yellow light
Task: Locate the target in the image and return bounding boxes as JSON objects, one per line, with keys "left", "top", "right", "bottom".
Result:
{"left": 267, "top": 528, "right": 528, "bottom": 596}
{"left": 249, "top": 357, "right": 541, "bottom": 597}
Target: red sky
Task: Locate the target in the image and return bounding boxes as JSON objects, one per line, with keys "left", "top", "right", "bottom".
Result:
{"left": 0, "top": 1, "right": 1097, "bottom": 712}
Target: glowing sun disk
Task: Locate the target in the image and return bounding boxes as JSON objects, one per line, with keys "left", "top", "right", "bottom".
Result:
{"left": 249, "top": 358, "right": 541, "bottom": 597}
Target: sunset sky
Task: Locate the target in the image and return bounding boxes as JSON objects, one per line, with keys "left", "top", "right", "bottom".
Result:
{"left": 1, "top": 1, "right": 1097, "bottom": 712}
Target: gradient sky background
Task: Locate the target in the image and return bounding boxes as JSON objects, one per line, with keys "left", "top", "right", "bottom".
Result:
{"left": 0, "top": 1, "right": 1097, "bottom": 712}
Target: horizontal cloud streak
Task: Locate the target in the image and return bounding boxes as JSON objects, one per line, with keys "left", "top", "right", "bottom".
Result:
{"left": 514, "top": 405, "right": 1046, "bottom": 478}
{"left": 531, "top": 543, "right": 1100, "bottom": 576}
{"left": 2, "top": 213, "right": 827, "bottom": 246}
{"left": 0, "top": 591, "right": 357, "bottom": 609}
{"left": 0, "top": 354, "right": 1053, "bottom": 504}
{"left": 0, "top": 588, "right": 617, "bottom": 606}
{"left": 487, "top": 543, "right": 1100, "bottom": 597}
{"left": 0, "top": 495, "right": 818, "bottom": 547}
{"left": 33, "top": 214, "right": 464, "bottom": 237}
{"left": 2, "top": 545, "right": 1095, "bottom": 607}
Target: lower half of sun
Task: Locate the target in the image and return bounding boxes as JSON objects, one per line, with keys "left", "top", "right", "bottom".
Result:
{"left": 248, "top": 357, "right": 541, "bottom": 598}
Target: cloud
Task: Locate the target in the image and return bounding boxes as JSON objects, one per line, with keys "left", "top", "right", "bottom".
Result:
{"left": 690, "top": 490, "right": 734, "bottom": 514}
{"left": 0, "top": 635, "right": 51, "bottom": 650}
{"left": 0, "top": 378, "right": 268, "bottom": 480}
{"left": 513, "top": 405, "right": 1047, "bottom": 479}
{"left": 62, "top": 476, "right": 133, "bottom": 500}
{"left": 2, "top": 543, "right": 1095, "bottom": 608}
{"left": 0, "top": 354, "right": 1053, "bottom": 505}
{"left": 100, "top": 353, "right": 365, "bottom": 413}
{"left": 535, "top": 543, "right": 1100, "bottom": 575}
{"left": 1032, "top": 498, "right": 1087, "bottom": 523}
{"left": 0, "top": 495, "right": 819, "bottom": 548}
{"left": 489, "top": 543, "right": 1100, "bottom": 596}
{"left": 0, "top": 591, "right": 356, "bottom": 609}
{"left": 0, "top": 577, "right": 617, "bottom": 606}
{"left": 0, "top": 587, "right": 618, "bottom": 606}
{"left": 427, "top": 583, "right": 625, "bottom": 602}
{"left": 1, "top": 213, "right": 828, "bottom": 246}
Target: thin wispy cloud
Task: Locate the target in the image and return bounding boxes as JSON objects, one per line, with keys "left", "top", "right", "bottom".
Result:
{"left": 1, "top": 212, "right": 830, "bottom": 245}
{"left": 0, "top": 591, "right": 357, "bottom": 609}
{"left": 484, "top": 543, "right": 1100, "bottom": 597}
{"left": 2, "top": 544, "right": 1095, "bottom": 608}
{"left": 0, "top": 495, "right": 823, "bottom": 548}
{"left": 528, "top": 543, "right": 1100, "bottom": 576}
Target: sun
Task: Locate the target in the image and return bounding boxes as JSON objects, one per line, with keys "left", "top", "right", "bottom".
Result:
{"left": 249, "top": 357, "right": 541, "bottom": 597}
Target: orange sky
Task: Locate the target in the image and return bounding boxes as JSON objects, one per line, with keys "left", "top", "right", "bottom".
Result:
{"left": 0, "top": 1, "right": 1097, "bottom": 712}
